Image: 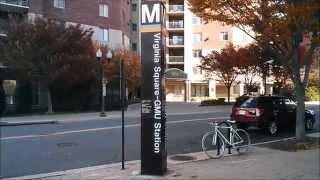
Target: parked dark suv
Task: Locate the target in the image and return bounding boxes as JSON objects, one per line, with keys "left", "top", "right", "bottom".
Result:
{"left": 231, "top": 95, "right": 315, "bottom": 135}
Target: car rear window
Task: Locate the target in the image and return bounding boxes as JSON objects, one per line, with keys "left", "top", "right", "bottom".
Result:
{"left": 240, "top": 97, "right": 257, "bottom": 108}
{"left": 234, "top": 96, "right": 250, "bottom": 107}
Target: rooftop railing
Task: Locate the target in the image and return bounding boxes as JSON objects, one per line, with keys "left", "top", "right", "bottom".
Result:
{"left": 168, "top": 56, "right": 184, "bottom": 63}
{"left": 168, "top": 5, "right": 184, "bottom": 13}
{"left": 169, "top": 37, "right": 184, "bottom": 46}
{"left": 168, "top": 21, "right": 184, "bottom": 29}
{"left": 0, "top": 0, "right": 29, "bottom": 7}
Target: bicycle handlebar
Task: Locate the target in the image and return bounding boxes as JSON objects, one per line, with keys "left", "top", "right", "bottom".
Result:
{"left": 208, "top": 120, "right": 236, "bottom": 126}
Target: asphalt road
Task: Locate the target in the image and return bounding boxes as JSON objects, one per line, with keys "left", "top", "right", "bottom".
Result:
{"left": 0, "top": 105, "right": 319, "bottom": 178}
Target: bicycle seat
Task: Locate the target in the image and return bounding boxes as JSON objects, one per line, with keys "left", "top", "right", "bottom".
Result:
{"left": 226, "top": 120, "right": 236, "bottom": 124}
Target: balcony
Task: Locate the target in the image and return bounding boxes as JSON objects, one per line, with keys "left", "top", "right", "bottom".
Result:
{"left": 168, "top": 56, "right": 184, "bottom": 64}
{"left": 169, "top": 37, "right": 184, "bottom": 47}
{"left": 167, "top": 21, "right": 184, "bottom": 31}
{"left": 0, "top": 0, "right": 28, "bottom": 6}
{"left": 168, "top": 5, "right": 184, "bottom": 15}
{"left": 0, "top": 0, "right": 29, "bottom": 13}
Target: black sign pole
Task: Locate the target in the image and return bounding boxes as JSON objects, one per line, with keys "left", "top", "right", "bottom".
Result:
{"left": 140, "top": 0, "right": 167, "bottom": 175}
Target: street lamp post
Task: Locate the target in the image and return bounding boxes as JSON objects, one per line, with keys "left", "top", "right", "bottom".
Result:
{"left": 105, "top": 50, "right": 125, "bottom": 170}
{"left": 120, "top": 56, "right": 125, "bottom": 170}
{"left": 262, "top": 60, "right": 274, "bottom": 95}
{"left": 96, "top": 49, "right": 106, "bottom": 117}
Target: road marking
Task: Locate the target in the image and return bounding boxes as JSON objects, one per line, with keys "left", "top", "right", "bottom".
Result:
{"left": 0, "top": 117, "right": 229, "bottom": 141}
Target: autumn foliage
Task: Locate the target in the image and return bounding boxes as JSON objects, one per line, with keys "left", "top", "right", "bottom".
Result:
{"left": 98, "top": 47, "right": 141, "bottom": 96}
{"left": 202, "top": 44, "right": 245, "bottom": 102}
{"left": 188, "top": 0, "right": 320, "bottom": 140}
{"left": 1, "top": 18, "right": 97, "bottom": 112}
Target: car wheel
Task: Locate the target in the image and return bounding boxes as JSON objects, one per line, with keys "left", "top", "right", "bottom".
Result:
{"left": 266, "top": 121, "right": 278, "bottom": 135}
{"left": 305, "top": 117, "right": 314, "bottom": 131}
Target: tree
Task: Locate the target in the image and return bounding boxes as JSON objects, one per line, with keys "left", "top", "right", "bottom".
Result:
{"left": 248, "top": 44, "right": 275, "bottom": 94}
{"left": 188, "top": 0, "right": 320, "bottom": 141}
{"left": 201, "top": 43, "right": 242, "bottom": 102}
{"left": 272, "top": 64, "right": 290, "bottom": 94}
{"left": 100, "top": 48, "right": 141, "bottom": 100}
{"left": 1, "top": 18, "right": 96, "bottom": 113}
{"left": 238, "top": 46, "right": 261, "bottom": 93}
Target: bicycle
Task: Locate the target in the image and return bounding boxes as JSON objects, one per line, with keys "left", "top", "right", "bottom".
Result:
{"left": 202, "top": 120, "right": 251, "bottom": 158}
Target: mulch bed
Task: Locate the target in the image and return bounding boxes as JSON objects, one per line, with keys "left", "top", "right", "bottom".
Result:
{"left": 258, "top": 137, "right": 320, "bottom": 152}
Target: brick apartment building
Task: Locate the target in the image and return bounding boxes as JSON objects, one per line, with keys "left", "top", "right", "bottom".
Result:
{"left": 28, "top": 0, "right": 132, "bottom": 49}
{"left": 0, "top": 0, "right": 137, "bottom": 114}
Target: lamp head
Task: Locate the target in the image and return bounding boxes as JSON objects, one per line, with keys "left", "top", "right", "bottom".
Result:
{"left": 106, "top": 50, "right": 113, "bottom": 63}
{"left": 96, "top": 49, "right": 102, "bottom": 58}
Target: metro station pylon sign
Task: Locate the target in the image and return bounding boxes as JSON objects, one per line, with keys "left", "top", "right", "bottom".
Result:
{"left": 140, "top": 0, "right": 167, "bottom": 175}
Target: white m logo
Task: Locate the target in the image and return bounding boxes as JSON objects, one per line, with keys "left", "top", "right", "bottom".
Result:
{"left": 141, "top": 3, "right": 160, "bottom": 24}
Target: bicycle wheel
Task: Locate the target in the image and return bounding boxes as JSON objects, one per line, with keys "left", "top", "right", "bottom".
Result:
{"left": 233, "top": 129, "right": 251, "bottom": 154}
{"left": 202, "top": 131, "right": 225, "bottom": 158}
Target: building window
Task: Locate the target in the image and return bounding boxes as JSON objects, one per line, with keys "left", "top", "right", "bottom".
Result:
{"left": 99, "top": 4, "right": 109, "bottom": 17}
{"left": 132, "top": 23, "right": 137, "bottom": 31}
{"left": 192, "top": 66, "right": 203, "bottom": 75}
{"left": 5, "top": 96, "right": 14, "bottom": 105}
{"left": 193, "top": 49, "right": 202, "bottom": 58}
{"left": 192, "top": 84, "right": 209, "bottom": 97}
{"left": 193, "top": 33, "right": 202, "bottom": 44}
{"left": 122, "top": 33, "right": 124, "bottom": 46}
{"left": 132, "top": 3, "right": 137, "bottom": 11}
{"left": 192, "top": 67, "right": 200, "bottom": 74}
{"left": 132, "top": 43, "right": 137, "bottom": 51}
{"left": 32, "top": 82, "right": 40, "bottom": 105}
{"left": 192, "top": 16, "right": 201, "bottom": 25}
{"left": 53, "top": 0, "right": 65, "bottom": 9}
{"left": 220, "top": 32, "right": 228, "bottom": 40}
{"left": 102, "top": 29, "right": 109, "bottom": 42}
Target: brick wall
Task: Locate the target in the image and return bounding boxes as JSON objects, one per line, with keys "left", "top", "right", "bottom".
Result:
{"left": 29, "top": 0, "right": 131, "bottom": 37}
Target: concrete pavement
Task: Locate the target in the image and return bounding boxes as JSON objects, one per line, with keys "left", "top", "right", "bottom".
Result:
{"left": 5, "top": 143, "right": 319, "bottom": 180}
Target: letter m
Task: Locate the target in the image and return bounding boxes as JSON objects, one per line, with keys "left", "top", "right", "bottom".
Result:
{"left": 141, "top": 3, "right": 160, "bottom": 24}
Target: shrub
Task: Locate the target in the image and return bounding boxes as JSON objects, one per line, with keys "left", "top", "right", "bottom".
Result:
{"left": 200, "top": 98, "right": 226, "bottom": 106}
{"left": 306, "top": 86, "right": 320, "bottom": 101}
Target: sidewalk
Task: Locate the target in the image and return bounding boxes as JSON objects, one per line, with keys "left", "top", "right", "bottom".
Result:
{"left": 0, "top": 103, "right": 232, "bottom": 126}
{"left": 6, "top": 145, "right": 319, "bottom": 180}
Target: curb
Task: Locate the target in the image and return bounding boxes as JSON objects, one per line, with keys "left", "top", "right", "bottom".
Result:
{"left": 0, "top": 111, "right": 230, "bottom": 125}
{"left": 2, "top": 160, "right": 141, "bottom": 180}
{"left": 0, "top": 120, "right": 57, "bottom": 126}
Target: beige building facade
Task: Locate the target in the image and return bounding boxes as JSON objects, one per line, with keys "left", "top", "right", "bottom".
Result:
{"left": 165, "top": 0, "right": 273, "bottom": 102}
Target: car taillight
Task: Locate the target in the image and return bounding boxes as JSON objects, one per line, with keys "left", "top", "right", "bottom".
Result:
{"left": 234, "top": 108, "right": 242, "bottom": 115}
{"left": 236, "top": 108, "right": 264, "bottom": 117}
{"left": 247, "top": 108, "right": 256, "bottom": 115}
{"left": 255, "top": 108, "right": 264, "bottom": 117}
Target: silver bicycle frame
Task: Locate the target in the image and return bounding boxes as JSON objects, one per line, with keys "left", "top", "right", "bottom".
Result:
{"left": 213, "top": 125, "right": 244, "bottom": 146}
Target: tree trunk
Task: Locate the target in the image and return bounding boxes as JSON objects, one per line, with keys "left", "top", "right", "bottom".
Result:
{"left": 47, "top": 90, "right": 53, "bottom": 114}
{"left": 294, "top": 82, "right": 306, "bottom": 141}
{"left": 227, "top": 86, "right": 231, "bottom": 103}
{"left": 263, "top": 74, "right": 267, "bottom": 95}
